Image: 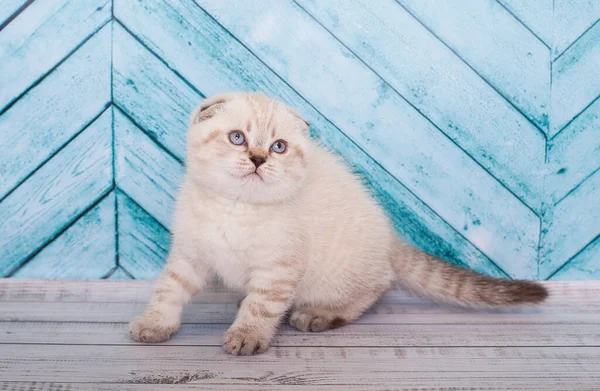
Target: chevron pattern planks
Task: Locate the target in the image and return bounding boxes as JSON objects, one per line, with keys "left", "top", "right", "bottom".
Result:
{"left": 0, "top": 0, "right": 598, "bottom": 280}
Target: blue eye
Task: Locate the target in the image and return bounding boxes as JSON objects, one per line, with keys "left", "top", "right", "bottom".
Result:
{"left": 229, "top": 131, "right": 245, "bottom": 145}
{"left": 271, "top": 140, "right": 287, "bottom": 153}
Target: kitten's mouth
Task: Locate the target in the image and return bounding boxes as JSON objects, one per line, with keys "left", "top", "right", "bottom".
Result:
{"left": 243, "top": 171, "right": 264, "bottom": 182}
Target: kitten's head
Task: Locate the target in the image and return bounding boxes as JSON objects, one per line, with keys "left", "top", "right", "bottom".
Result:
{"left": 186, "top": 92, "right": 311, "bottom": 204}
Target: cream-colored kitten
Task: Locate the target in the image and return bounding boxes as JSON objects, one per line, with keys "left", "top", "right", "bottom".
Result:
{"left": 130, "top": 92, "right": 547, "bottom": 355}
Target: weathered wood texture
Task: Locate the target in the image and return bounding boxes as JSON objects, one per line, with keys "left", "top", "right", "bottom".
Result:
{"left": 0, "top": 280, "right": 598, "bottom": 390}
{"left": 0, "top": 0, "right": 598, "bottom": 279}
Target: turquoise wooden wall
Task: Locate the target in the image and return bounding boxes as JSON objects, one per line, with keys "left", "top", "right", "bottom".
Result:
{"left": 0, "top": 0, "right": 598, "bottom": 280}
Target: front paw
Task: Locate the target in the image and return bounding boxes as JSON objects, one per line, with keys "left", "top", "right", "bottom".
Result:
{"left": 129, "top": 310, "right": 180, "bottom": 343}
{"left": 223, "top": 326, "right": 270, "bottom": 355}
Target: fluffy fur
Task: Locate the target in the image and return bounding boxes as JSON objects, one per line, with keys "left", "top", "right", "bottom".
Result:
{"left": 130, "top": 92, "right": 548, "bottom": 355}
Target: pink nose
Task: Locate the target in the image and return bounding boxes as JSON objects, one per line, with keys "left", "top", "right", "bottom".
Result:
{"left": 249, "top": 155, "right": 266, "bottom": 168}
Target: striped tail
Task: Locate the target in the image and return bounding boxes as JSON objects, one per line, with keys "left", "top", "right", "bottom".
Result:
{"left": 391, "top": 241, "right": 548, "bottom": 307}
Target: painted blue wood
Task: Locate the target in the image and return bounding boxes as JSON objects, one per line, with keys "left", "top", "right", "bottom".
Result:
{"left": 0, "top": 109, "right": 113, "bottom": 276}
{"left": 0, "top": 24, "right": 111, "bottom": 200}
{"left": 117, "top": 191, "right": 169, "bottom": 280}
{"left": 112, "top": 23, "right": 201, "bottom": 162}
{"left": 0, "top": 0, "right": 598, "bottom": 280}
{"left": 114, "top": 108, "right": 184, "bottom": 230}
{"left": 551, "top": 19, "right": 600, "bottom": 137}
{"left": 553, "top": 0, "right": 600, "bottom": 59}
{"left": 363, "top": 166, "right": 507, "bottom": 279}
{"left": 540, "top": 170, "right": 600, "bottom": 279}
{"left": 497, "top": 0, "right": 553, "bottom": 47}
{"left": 547, "top": 97, "right": 600, "bottom": 204}
{"left": 0, "top": 0, "right": 28, "bottom": 26}
{"left": 12, "top": 192, "right": 116, "bottom": 279}
{"left": 397, "top": 0, "right": 550, "bottom": 132}
{"left": 299, "top": 0, "right": 546, "bottom": 211}
{"left": 550, "top": 236, "right": 600, "bottom": 280}
{"left": 0, "top": 0, "right": 110, "bottom": 113}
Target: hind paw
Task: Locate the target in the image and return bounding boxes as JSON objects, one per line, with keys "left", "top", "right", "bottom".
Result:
{"left": 289, "top": 309, "right": 346, "bottom": 332}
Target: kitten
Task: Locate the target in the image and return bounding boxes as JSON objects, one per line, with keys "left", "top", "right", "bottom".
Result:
{"left": 129, "top": 92, "right": 548, "bottom": 355}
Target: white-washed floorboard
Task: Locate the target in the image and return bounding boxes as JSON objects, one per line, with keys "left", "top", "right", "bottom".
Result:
{"left": 0, "top": 280, "right": 597, "bottom": 390}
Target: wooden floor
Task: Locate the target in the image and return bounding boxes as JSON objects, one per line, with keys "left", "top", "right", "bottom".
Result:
{"left": 0, "top": 280, "right": 598, "bottom": 390}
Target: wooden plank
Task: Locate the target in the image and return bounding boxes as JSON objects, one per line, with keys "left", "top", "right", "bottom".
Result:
{"left": 551, "top": 19, "right": 600, "bottom": 136}
{"left": 195, "top": 0, "right": 541, "bottom": 278}
{"left": 2, "top": 299, "right": 599, "bottom": 325}
{"left": 113, "top": 0, "right": 501, "bottom": 277}
{"left": 11, "top": 192, "right": 116, "bottom": 279}
{"left": 0, "top": 0, "right": 110, "bottom": 112}
{"left": 547, "top": 96, "right": 600, "bottom": 203}
{"left": 551, "top": 236, "right": 600, "bottom": 280}
{"left": 0, "top": 345, "right": 598, "bottom": 386}
{"left": 0, "top": 110, "right": 113, "bottom": 276}
{"left": 0, "top": 384, "right": 417, "bottom": 391}
{"left": 540, "top": 170, "right": 600, "bottom": 279}
{"left": 114, "top": 107, "right": 184, "bottom": 230}
{"left": 396, "top": 0, "right": 550, "bottom": 131}
{"left": 553, "top": 0, "right": 600, "bottom": 58}
{"left": 298, "top": 0, "right": 545, "bottom": 207}
{"left": 368, "top": 166, "right": 506, "bottom": 277}
{"left": 112, "top": 23, "right": 202, "bottom": 161}
{"left": 1, "top": 280, "right": 597, "bottom": 325}
{"left": 0, "top": 279, "right": 241, "bottom": 304}
{"left": 0, "top": 280, "right": 596, "bottom": 305}
{"left": 1, "top": 321, "right": 598, "bottom": 347}
{"left": 0, "top": 384, "right": 423, "bottom": 391}
{"left": 0, "top": 281, "right": 597, "bottom": 389}
{"left": 0, "top": 24, "right": 111, "bottom": 199}
{"left": 0, "top": 0, "right": 28, "bottom": 26}
{"left": 497, "top": 0, "right": 553, "bottom": 46}
{"left": 0, "top": 382, "right": 598, "bottom": 391}
{"left": 117, "top": 191, "right": 170, "bottom": 279}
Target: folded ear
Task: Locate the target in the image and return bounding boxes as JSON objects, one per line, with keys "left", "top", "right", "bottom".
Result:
{"left": 287, "top": 107, "right": 310, "bottom": 130}
{"left": 190, "top": 93, "right": 237, "bottom": 126}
